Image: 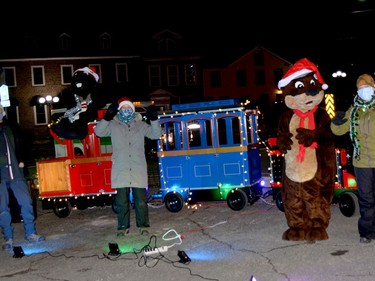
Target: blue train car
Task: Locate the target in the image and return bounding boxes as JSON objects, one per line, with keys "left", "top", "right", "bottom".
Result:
{"left": 152, "top": 99, "right": 263, "bottom": 212}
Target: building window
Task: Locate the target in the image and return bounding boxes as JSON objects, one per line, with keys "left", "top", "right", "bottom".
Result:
{"left": 3, "top": 67, "right": 16, "bottom": 87}
{"left": 254, "top": 51, "right": 264, "bottom": 66}
{"left": 167, "top": 65, "right": 179, "bottom": 86}
{"left": 6, "top": 105, "right": 19, "bottom": 124}
{"left": 273, "top": 68, "right": 284, "bottom": 87}
{"left": 116, "top": 63, "right": 128, "bottom": 83}
{"left": 89, "top": 64, "right": 102, "bottom": 83}
{"left": 33, "top": 104, "right": 48, "bottom": 125}
{"left": 209, "top": 71, "right": 221, "bottom": 88}
{"left": 184, "top": 64, "right": 197, "bottom": 86}
{"left": 99, "top": 32, "right": 112, "bottom": 50}
{"left": 61, "top": 65, "right": 73, "bottom": 85}
{"left": 255, "top": 70, "right": 266, "bottom": 86}
{"left": 148, "top": 65, "right": 161, "bottom": 87}
{"left": 59, "top": 33, "right": 72, "bottom": 50}
{"left": 236, "top": 70, "right": 247, "bottom": 87}
{"left": 158, "top": 38, "right": 177, "bottom": 52}
{"left": 31, "top": 66, "right": 45, "bottom": 86}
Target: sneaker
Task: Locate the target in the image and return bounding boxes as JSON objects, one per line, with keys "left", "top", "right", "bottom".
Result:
{"left": 2, "top": 239, "right": 13, "bottom": 250}
{"left": 360, "top": 237, "right": 371, "bottom": 244}
{"left": 25, "top": 233, "right": 45, "bottom": 243}
{"left": 116, "top": 228, "right": 130, "bottom": 237}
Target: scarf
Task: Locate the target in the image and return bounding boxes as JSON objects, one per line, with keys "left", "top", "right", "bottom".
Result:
{"left": 349, "top": 95, "right": 375, "bottom": 161}
{"left": 293, "top": 107, "right": 318, "bottom": 162}
{"left": 118, "top": 111, "right": 136, "bottom": 124}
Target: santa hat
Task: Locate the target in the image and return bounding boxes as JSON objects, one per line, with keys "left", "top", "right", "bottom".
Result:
{"left": 74, "top": 66, "right": 99, "bottom": 82}
{"left": 278, "top": 58, "right": 328, "bottom": 90}
{"left": 118, "top": 96, "right": 135, "bottom": 111}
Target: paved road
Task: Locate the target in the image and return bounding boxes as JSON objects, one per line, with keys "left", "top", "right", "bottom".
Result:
{"left": 0, "top": 189, "right": 372, "bottom": 281}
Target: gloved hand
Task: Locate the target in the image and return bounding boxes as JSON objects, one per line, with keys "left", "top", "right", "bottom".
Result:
{"left": 103, "top": 102, "right": 118, "bottom": 121}
{"left": 332, "top": 111, "right": 347, "bottom": 125}
{"left": 277, "top": 133, "right": 293, "bottom": 154}
{"left": 295, "top": 128, "right": 317, "bottom": 147}
{"left": 146, "top": 105, "right": 158, "bottom": 121}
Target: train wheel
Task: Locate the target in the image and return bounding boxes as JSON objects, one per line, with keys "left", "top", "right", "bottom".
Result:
{"left": 227, "top": 189, "right": 248, "bottom": 211}
{"left": 53, "top": 201, "right": 72, "bottom": 218}
{"left": 338, "top": 192, "right": 359, "bottom": 217}
{"left": 164, "top": 192, "right": 184, "bottom": 212}
{"left": 275, "top": 191, "right": 284, "bottom": 212}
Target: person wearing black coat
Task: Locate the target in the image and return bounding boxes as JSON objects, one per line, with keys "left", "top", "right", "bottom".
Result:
{"left": 0, "top": 105, "right": 45, "bottom": 253}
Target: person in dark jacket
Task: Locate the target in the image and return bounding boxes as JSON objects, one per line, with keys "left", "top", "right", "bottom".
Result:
{"left": 0, "top": 105, "right": 45, "bottom": 252}
{"left": 94, "top": 97, "right": 162, "bottom": 236}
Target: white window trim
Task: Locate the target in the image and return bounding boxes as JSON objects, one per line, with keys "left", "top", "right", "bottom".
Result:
{"left": 148, "top": 65, "right": 161, "bottom": 87}
{"left": 3, "top": 66, "right": 17, "bottom": 87}
{"left": 31, "top": 65, "right": 45, "bottom": 86}
{"left": 60, "top": 64, "right": 74, "bottom": 85}
{"left": 167, "top": 65, "right": 179, "bottom": 86}
{"left": 33, "top": 104, "right": 48, "bottom": 125}
{"left": 115, "top": 63, "right": 128, "bottom": 83}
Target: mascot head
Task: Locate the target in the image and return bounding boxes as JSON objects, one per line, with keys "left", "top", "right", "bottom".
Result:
{"left": 278, "top": 58, "right": 328, "bottom": 113}
{"left": 71, "top": 66, "right": 99, "bottom": 99}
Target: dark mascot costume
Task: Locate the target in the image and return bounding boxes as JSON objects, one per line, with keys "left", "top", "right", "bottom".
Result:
{"left": 50, "top": 66, "right": 106, "bottom": 140}
{"left": 277, "top": 58, "right": 336, "bottom": 241}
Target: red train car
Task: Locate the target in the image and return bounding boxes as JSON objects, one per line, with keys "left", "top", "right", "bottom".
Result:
{"left": 37, "top": 123, "right": 116, "bottom": 218}
{"left": 267, "top": 137, "right": 359, "bottom": 217}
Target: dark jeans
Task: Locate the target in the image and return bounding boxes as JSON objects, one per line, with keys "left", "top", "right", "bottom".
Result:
{"left": 354, "top": 167, "right": 375, "bottom": 238}
{"left": 0, "top": 166, "right": 36, "bottom": 241}
{"left": 115, "top": 187, "right": 149, "bottom": 230}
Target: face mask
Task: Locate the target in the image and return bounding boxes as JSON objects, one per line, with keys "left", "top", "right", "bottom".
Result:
{"left": 357, "top": 87, "right": 374, "bottom": 101}
{"left": 118, "top": 109, "right": 136, "bottom": 124}
{"left": 119, "top": 109, "right": 133, "bottom": 118}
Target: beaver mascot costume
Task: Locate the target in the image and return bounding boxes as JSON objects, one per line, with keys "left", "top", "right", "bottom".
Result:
{"left": 276, "top": 58, "right": 336, "bottom": 241}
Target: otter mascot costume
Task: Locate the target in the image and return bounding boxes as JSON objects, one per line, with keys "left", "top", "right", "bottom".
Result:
{"left": 50, "top": 66, "right": 106, "bottom": 140}
{"left": 277, "top": 58, "right": 336, "bottom": 241}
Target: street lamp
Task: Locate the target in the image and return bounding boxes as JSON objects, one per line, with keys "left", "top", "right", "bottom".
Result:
{"left": 38, "top": 95, "right": 59, "bottom": 123}
{"left": 332, "top": 70, "right": 347, "bottom": 78}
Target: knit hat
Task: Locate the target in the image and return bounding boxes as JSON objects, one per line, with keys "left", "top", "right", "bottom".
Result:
{"left": 74, "top": 66, "right": 99, "bottom": 82}
{"left": 356, "top": 74, "right": 375, "bottom": 89}
{"left": 278, "top": 58, "right": 328, "bottom": 90}
{"left": 118, "top": 97, "right": 135, "bottom": 111}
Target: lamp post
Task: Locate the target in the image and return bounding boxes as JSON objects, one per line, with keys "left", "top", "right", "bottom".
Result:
{"left": 38, "top": 95, "right": 59, "bottom": 124}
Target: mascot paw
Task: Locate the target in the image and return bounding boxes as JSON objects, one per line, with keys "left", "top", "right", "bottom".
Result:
{"left": 282, "top": 228, "right": 306, "bottom": 241}
{"left": 277, "top": 133, "right": 293, "bottom": 154}
{"left": 305, "top": 227, "right": 329, "bottom": 241}
{"left": 295, "top": 128, "right": 317, "bottom": 147}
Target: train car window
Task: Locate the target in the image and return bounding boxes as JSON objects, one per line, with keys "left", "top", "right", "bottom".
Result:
{"left": 246, "top": 111, "right": 258, "bottom": 144}
{"left": 217, "top": 115, "right": 241, "bottom": 146}
{"left": 161, "top": 121, "right": 183, "bottom": 151}
{"left": 187, "top": 119, "right": 212, "bottom": 149}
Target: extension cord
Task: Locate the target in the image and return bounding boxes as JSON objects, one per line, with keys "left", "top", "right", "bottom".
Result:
{"left": 143, "top": 246, "right": 168, "bottom": 256}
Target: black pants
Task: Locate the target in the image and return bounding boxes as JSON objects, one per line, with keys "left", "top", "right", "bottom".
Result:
{"left": 354, "top": 167, "right": 375, "bottom": 238}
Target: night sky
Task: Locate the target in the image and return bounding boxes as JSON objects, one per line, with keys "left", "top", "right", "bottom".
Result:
{"left": 3, "top": 1, "right": 374, "bottom": 72}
